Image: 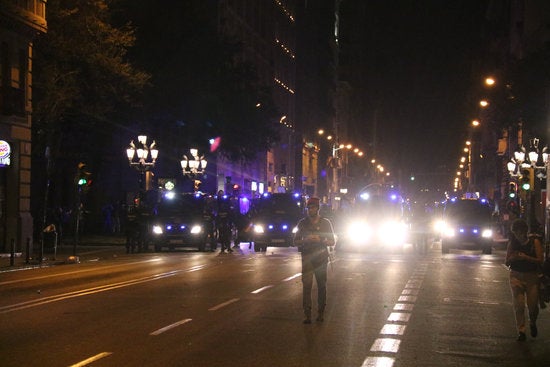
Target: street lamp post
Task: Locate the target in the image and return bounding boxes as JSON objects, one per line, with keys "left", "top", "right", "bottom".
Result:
{"left": 126, "top": 135, "right": 159, "bottom": 191}
{"left": 181, "top": 148, "right": 208, "bottom": 191}
{"left": 507, "top": 138, "right": 548, "bottom": 235}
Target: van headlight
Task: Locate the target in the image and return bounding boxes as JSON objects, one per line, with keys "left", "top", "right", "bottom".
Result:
{"left": 379, "top": 220, "right": 407, "bottom": 244}
{"left": 433, "top": 219, "right": 445, "bottom": 234}
{"left": 253, "top": 224, "right": 265, "bottom": 234}
{"left": 152, "top": 225, "right": 163, "bottom": 235}
{"left": 481, "top": 228, "right": 493, "bottom": 238}
{"left": 346, "top": 221, "right": 371, "bottom": 243}
{"left": 190, "top": 225, "right": 202, "bottom": 234}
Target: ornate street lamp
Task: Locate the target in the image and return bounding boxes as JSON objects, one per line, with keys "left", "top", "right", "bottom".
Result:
{"left": 181, "top": 148, "right": 207, "bottom": 176}
{"left": 527, "top": 138, "right": 548, "bottom": 177}
{"left": 507, "top": 138, "right": 548, "bottom": 236}
{"left": 181, "top": 149, "right": 207, "bottom": 192}
{"left": 126, "top": 135, "right": 158, "bottom": 190}
{"left": 508, "top": 140, "right": 548, "bottom": 178}
{"left": 127, "top": 135, "right": 158, "bottom": 170}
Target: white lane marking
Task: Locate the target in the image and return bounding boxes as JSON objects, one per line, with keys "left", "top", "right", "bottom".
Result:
{"left": 380, "top": 324, "right": 406, "bottom": 336}
{"left": 360, "top": 261, "right": 429, "bottom": 367}
{"left": 187, "top": 265, "right": 207, "bottom": 272}
{"left": 393, "top": 303, "right": 414, "bottom": 311}
{"left": 209, "top": 298, "right": 240, "bottom": 311}
{"left": 387, "top": 312, "right": 411, "bottom": 322}
{"left": 251, "top": 285, "right": 274, "bottom": 294}
{"left": 283, "top": 273, "right": 302, "bottom": 281}
{"left": 69, "top": 352, "right": 113, "bottom": 366}
{"left": 1, "top": 267, "right": 200, "bottom": 314}
{"left": 150, "top": 318, "right": 192, "bottom": 336}
{"left": 397, "top": 295, "right": 417, "bottom": 302}
{"left": 0, "top": 259, "right": 163, "bottom": 286}
{"left": 370, "top": 338, "right": 401, "bottom": 353}
{"left": 361, "top": 356, "right": 394, "bottom": 367}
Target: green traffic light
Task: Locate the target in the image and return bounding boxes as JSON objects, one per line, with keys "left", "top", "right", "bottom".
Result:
{"left": 78, "top": 178, "right": 87, "bottom": 185}
{"left": 521, "top": 182, "right": 530, "bottom": 191}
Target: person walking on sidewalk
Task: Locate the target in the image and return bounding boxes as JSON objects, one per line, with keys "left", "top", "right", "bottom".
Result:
{"left": 505, "top": 218, "right": 544, "bottom": 341}
{"left": 293, "top": 197, "right": 335, "bottom": 324}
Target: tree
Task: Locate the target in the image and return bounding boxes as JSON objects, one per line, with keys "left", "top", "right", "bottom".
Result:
{"left": 31, "top": 0, "right": 150, "bottom": 223}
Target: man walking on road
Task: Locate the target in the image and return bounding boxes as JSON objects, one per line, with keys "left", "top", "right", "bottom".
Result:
{"left": 293, "top": 197, "right": 335, "bottom": 324}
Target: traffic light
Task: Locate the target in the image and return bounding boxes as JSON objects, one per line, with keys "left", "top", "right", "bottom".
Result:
{"left": 519, "top": 168, "right": 534, "bottom": 191}
{"left": 232, "top": 184, "right": 241, "bottom": 195}
{"left": 506, "top": 199, "right": 519, "bottom": 215}
{"left": 508, "top": 182, "right": 517, "bottom": 198}
{"left": 76, "top": 162, "right": 92, "bottom": 187}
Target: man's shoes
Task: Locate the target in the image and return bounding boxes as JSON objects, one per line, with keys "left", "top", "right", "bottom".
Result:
{"left": 530, "top": 323, "right": 538, "bottom": 338}
{"left": 303, "top": 310, "right": 311, "bottom": 324}
{"left": 517, "top": 332, "right": 526, "bottom": 342}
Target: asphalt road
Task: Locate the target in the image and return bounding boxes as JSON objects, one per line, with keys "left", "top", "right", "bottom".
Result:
{"left": 1, "top": 242, "right": 549, "bottom": 367}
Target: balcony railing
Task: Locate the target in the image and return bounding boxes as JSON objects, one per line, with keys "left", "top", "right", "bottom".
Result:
{"left": 0, "top": 0, "right": 47, "bottom": 33}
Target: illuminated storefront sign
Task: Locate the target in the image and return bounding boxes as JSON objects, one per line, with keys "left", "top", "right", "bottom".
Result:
{"left": 0, "top": 140, "right": 11, "bottom": 166}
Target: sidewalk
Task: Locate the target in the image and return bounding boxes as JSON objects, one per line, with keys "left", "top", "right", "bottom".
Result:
{"left": 0, "top": 234, "right": 128, "bottom": 272}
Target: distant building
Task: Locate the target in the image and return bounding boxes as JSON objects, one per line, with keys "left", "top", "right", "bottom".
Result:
{"left": 217, "top": 0, "right": 298, "bottom": 196}
{"left": 0, "top": 0, "right": 47, "bottom": 251}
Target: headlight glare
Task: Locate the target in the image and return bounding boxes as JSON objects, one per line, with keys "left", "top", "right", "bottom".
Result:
{"left": 482, "top": 228, "right": 493, "bottom": 238}
{"left": 152, "top": 225, "right": 163, "bottom": 235}
{"left": 190, "top": 225, "right": 202, "bottom": 234}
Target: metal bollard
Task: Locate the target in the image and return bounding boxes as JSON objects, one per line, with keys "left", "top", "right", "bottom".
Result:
{"left": 10, "top": 238, "right": 15, "bottom": 266}
{"left": 26, "top": 237, "right": 31, "bottom": 264}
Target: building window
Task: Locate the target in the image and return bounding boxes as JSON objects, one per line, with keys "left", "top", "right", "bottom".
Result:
{"left": 0, "top": 43, "right": 25, "bottom": 117}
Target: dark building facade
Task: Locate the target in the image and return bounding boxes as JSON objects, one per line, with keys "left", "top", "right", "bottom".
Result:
{"left": 0, "top": 0, "right": 47, "bottom": 251}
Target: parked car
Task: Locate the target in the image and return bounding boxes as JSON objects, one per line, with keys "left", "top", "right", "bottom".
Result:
{"left": 439, "top": 198, "right": 494, "bottom": 254}
{"left": 149, "top": 192, "right": 215, "bottom": 252}
{"left": 250, "top": 192, "right": 304, "bottom": 252}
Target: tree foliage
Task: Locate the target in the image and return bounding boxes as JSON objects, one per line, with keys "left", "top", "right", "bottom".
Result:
{"left": 31, "top": 0, "right": 150, "bottom": 218}
{"left": 32, "top": 0, "right": 150, "bottom": 156}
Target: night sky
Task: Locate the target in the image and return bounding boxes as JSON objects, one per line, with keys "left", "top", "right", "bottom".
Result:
{"left": 338, "top": 1, "right": 491, "bottom": 182}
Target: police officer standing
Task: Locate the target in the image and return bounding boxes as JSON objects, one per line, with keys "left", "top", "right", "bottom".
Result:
{"left": 216, "top": 193, "right": 234, "bottom": 253}
{"left": 293, "top": 197, "right": 336, "bottom": 324}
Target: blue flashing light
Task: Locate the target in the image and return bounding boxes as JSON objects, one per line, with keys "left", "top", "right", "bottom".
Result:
{"left": 164, "top": 192, "right": 176, "bottom": 200}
